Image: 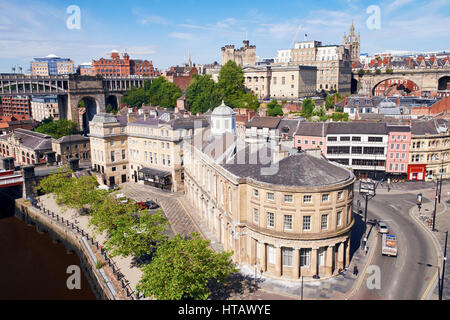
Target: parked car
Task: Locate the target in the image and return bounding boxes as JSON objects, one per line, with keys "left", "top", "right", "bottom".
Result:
{"left": 135, "top": 201, "right": 149, "bottom": 210}
{"left": 146, "top": 200, "right": 159, "bottom": 209}
{"left": 378, "top": 222, "right": 389, "bottom": 234}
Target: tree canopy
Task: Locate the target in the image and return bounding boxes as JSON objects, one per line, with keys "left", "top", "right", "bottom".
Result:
{"left": 184, "top": 61, "right": 259, "bottom": 112}
{"left": 136, "top": 233, "right": 237, "bottom": 300}
{"left": 267, "top": 99, "right": 283, "bottom": 117}
{"left": 301, "top": 99, "right": 315, "bottom": 118}
{"left": 34, "top": 119, "right": 78, "bottom": 139}
{"left": 120, "top": 86, "right": 150, "bottom": 109}
{"left": 38, "top": 169, "right": 169, "bottom": 259}
{"left": 185, "top": 74, "right": 221, "bottom": 115}
{"left": 148, "top": 76, "right": 182, "bottom": 109}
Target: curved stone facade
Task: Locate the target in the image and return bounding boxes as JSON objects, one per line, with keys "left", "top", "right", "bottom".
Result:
{"left": 183, "top": 140, "right": 355, "bottom": 280}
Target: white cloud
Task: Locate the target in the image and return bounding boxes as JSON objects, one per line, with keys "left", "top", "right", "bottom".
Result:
{"left": 137, "top": 15, "right": 168, "bottom": 25}
{"left": 386, "top": 0, "right": 413, "bottom": 13}
{"left": 169, "top": 32, "right": 193, "bottom": 40}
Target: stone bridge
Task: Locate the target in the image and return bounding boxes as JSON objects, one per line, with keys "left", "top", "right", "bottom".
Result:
{"left": 0, "top": 74, "right": 151, "bottom": 129}
{"left": 354, "top": 68, "right": 450, "bottom": 96}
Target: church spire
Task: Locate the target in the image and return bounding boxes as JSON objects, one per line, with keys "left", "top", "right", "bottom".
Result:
{"left": 187, "top": 49, "right": 192, "bottom": 67}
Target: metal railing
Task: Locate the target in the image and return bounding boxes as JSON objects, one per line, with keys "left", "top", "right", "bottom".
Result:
{"left": 31, "top": 199, "right": 142, "bottom": 300}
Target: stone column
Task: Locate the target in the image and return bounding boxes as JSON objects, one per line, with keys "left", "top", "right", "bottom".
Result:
{"left": 325, "top": 245, "right": 335, "bottom": 276}
{"left": 275, "top": 246, "right": 282, "bottom": 277}
{"left": 311, "top": 247, "right": 318, "bottom": 277}
{"left": 249, "top": 238, "right": 257, "bottom": 266}
{"left": 345, "top": 238, "right": 351, "bottom": 268}
{"left": 259, "top": 242, "right": 267, "bottom": 272}
{"left": 337, "top": 242, "right": 345, "bottom": 270}
{"left": 293, "top": 247, "right": 300, "bottom": 279}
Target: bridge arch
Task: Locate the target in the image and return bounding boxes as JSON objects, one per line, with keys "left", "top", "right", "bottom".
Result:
{"left": 105, "top": 95, "right": 119, "bottom": 114}
{"left": 438, "top": 76, "right": 450, "bottom": 91}
{"left": 79, "top": 96, "right": 100, "bottom": 133}
{"left": 372, "top": 77, "right": 421, "bottom": 97}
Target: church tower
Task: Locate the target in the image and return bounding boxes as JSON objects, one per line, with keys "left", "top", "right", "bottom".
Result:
{"left": 344, "top": 21, "right": 360, "bottom": 63}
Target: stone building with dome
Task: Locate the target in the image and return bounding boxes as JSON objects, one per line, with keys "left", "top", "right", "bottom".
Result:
{"left": 183, "top": 101, "right": 356, "bottom": 280}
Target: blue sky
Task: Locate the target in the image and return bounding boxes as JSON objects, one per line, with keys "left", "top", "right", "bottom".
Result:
{"left": 0, "top": 0, "right": 449, "bottom": 72}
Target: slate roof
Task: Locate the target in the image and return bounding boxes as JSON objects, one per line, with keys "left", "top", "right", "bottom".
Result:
{"left": 0, "top": 128, "right": 52, "bottom": 151}
{"left": 296, "top": 122, "right": 327, "bottom": 137}
{"left": 245, "top": 116, "right": 281, "bottom": 129}
{"left": 326, "top": 122, "right": 388, "bottom": 135}
{"left": 411, "top": 119, "right": 449, "bottom": 135}
{"left": 223, "top": 146, "right": 353, "bottom": 187}
{"left": 54, "top": 134, "right": 90, "bottom": 144}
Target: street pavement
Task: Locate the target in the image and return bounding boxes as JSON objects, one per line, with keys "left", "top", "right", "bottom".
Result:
{"left": 352, "top": 180, "right": 449, "bottom": 300}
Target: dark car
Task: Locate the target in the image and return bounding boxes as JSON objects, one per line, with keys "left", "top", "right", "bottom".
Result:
{"left": 146, "top": 200, "right": 159, "bottom": 209}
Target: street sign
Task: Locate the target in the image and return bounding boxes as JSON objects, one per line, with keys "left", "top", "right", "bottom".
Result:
{"left": 360, "top": 181, "right": 376, "bottom": 196}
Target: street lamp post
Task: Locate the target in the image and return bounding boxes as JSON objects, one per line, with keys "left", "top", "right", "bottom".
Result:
{"left": 359, "top": 180, "right": 377, "bottom": 249}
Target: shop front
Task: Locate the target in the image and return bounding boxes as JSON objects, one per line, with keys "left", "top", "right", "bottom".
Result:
{"left": 138, "top": 167, "right": 172, "bottom": 190}
{"left": 407, "top": 164, "right": 426, "bottom": 181}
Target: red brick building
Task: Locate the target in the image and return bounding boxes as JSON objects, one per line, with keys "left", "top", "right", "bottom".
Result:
{"left": 411, "top": 97, "right": 450, "bottom": 117}
{"left": 0, "top": 96, "right": 31, "bottom": 117}
{"left": 92, "top": 51, "right": 158, "bottom": 77}
{"left": 0, "top": 115, "right": 36, "bottom": 134}
{"left": 164, "top": 66, "right": 198, "bottom": 91}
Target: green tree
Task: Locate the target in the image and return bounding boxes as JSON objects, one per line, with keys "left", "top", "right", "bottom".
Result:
{"left": 136, "top": 233, "right": 237, "bottom": 300}
{"left": 185, "top": 74, "right": 222, "bottom": 115}
{"left": 105, "top": 104, "right": 118, "bottom": 115}
{"left": 120, "top": 86, "right": 150, "bottom": 109}
{"left": 148, "top": 76, "right": 182, "bottom": 109}
{"left": 301, "top": 99, "right": 315, "bottom": 118}
{"left": 34, "top": 119, "right": 78, "bottom": 139}
{"left": 331, "top": 112, "right": 349, "bottom": 122}
{"left": 216, "top": 60, "right": 259, "bottom": 110}
{"left": 375, "top": 69, "right": 381, "bottom": 75}
{"left": 358, "top": 69, "right": 365, "bottom": 77}
{"left": 267, "top": 99, "right": 283, "bottom": 116}
{"left": 105, "top": 210, "right": 169, "bottom": 258}
{"left": 37, "top": 166, "right": 73, "bottom": 196}
{"left": 78, "top": 100, "right": 86, "bottom": 108}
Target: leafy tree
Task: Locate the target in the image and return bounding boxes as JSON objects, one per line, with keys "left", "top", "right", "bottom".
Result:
{"left": 148, "top": 76, "right": 182, "bottom": 109}
{"left": 216, "top": 60, "right": 259, "bottom": 110}
{"left": 358, "top": 69, "right": 365, "bottom": 77}
{"left": 331, "top": 112, "right": 349, "bottom": 122}
{"left": 78, "top": 100, "right": 86, "bottom": 108}
{"left": 301, "top": 99, "right": 315, "bottom": 118}
{"left": 312, "top": 105, "right": 326, "bottom": 117}
{"left": 325, "top": 93, "right": 343, "bottom": 110}
{"left": 37, "top": 166, "right": 74, "bottom": 196}
{"left": 267, "top": 99, "right": 283, "bottom": 116}
{"left": 375, "top": 69, "right": 381, "bottom": 74}
{"left": 105, "top": 210, "right": 169, "bottom": 258}
{"left": 185, "top": 74, "right": 221, "bottom": 114}
{"left": 120, "top": 86, "right": 150, "bottom": 109}
{"left": 105, "top": 104, "right": 118, "bottom": 115}
{"left": 136, "top": 233, "right": 237, "bottom": 300}
{"left": 34, "top": 119, "right": 78, "bottom": 139}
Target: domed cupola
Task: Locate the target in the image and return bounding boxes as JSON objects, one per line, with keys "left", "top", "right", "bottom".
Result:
{"left": 211, "top": 100, "right": 236, "bottom": 135}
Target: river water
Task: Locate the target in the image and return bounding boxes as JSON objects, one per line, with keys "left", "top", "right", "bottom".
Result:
{"left": 0, "top": 190, "right": 96, "bottom": 300}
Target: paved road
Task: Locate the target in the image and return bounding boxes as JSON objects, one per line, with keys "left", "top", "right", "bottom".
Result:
{"left": 353, "top": 192, "right": 438, "bottom": 299}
